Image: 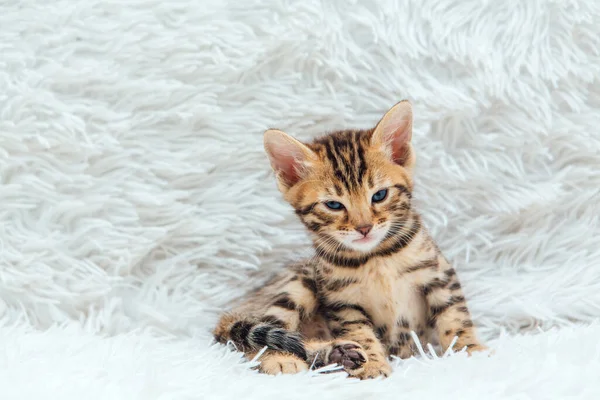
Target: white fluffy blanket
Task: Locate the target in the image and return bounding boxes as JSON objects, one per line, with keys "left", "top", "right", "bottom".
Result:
{"left": 1, "top": 0, "right": 599, "bottom": 398}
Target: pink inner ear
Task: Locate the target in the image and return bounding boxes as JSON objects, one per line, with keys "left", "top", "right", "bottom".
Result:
{"left": 275, "top": 152, "right": 300, "bottom": 185}
{"left": 265, "top": 129, "right": 313, "bottom": 188}
{"left": 390, "top": 126, "right": 411, "bottom": 165}
{"left": 269, "top": 143, "right": 305, "bottom": 186}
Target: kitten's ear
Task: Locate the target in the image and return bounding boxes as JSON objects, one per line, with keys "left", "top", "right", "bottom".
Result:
{"left": 264, "top": 129, "right": 316, "bottom": 190}
{"left": 371, "top": 100, "right": 415, "bottom": 171}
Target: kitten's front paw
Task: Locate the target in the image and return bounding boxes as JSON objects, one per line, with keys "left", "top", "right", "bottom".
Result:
{"left": 259, "top": 354, "right": 309, "bottom": 375}
{"left": 353, "top": 360, "right": 392, "bottom": 379}
{"left": 328, "top": 341, "right": 367, "bottom": 372}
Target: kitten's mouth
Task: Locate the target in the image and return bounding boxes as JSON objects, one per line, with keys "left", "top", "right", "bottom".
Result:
{"left": 352, "top": 236, "right": 374, "bottom": 244}
{"left": 347, "top": 234, "right": 382, "bottom": 253}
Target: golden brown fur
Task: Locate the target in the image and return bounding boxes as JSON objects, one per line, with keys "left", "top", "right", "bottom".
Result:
{"left": 213, "top": 101, "right": 487, "bottom": 379}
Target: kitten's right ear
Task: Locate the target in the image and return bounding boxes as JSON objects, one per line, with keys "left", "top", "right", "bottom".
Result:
{"left": 263, "top": 129, "right": 316, "bottom": 190}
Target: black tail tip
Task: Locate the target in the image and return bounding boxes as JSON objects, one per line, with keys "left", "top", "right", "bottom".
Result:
{"left": 263, "top": 328, "right": 307, "bottom": 360}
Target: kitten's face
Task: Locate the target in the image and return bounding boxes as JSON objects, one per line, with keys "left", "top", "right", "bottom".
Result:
{"left": 289, "top": 132, "right": 413, "bottom": 253}
{"left": 264, "top": 101, "right": 415, "bottom": 255}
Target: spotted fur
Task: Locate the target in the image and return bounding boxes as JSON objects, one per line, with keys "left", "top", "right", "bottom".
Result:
{"left": 213, "top": 101, "right": 487, "bottom": 379}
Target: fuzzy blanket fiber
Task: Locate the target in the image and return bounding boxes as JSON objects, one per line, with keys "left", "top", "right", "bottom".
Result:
{"left": 1, "top": 0, "right": 599, "bottom": 399}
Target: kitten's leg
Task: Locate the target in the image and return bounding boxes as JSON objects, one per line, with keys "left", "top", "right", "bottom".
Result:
{"left": 214, "top": 268, "right": 319, "bottom": 374}
{"left": 421, "top": 255, "right": 487, "bottom": 355}
{"left": 324, "top": 305, "right": 391, "bottom": 379}
{"left": 259, "top": 272, "right": 319, "bottom": 334}
{"left": 389, "top": 319, "right": 417, "bottom": 359}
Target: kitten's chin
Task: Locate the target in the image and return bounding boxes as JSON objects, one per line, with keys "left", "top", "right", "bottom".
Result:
{"left": 347, "top": 241, "right": 380, "bottom": 253}
{"left": 343, "top": 234, "right": 385, "bottom": 253}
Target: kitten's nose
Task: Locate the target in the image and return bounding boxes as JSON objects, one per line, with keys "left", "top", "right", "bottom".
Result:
{"left": 355, "top": 224, "right": 373, "bottom": 236}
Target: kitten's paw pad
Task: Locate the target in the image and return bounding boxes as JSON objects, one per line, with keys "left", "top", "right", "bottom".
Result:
{"left": 328, "top": 342, "right": 367, "bottom": 371}
{"left": 259, "top": 355, "right": 309, "bottom": 375}
{"left": 353, "top": 361, "right": 392, "bottom": 380}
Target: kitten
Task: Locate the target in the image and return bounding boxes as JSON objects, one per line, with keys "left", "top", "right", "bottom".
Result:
{"left": 213, "top": 101, "right": 487, "bottom": 379}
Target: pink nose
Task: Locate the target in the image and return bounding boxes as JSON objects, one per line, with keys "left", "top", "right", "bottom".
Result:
{"left": 355, "top": 224, "right": 373, "bottom": 236}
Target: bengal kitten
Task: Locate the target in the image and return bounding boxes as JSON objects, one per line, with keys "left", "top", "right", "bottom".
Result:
{"left": 213, "top": 101, "right": 487, "bottom": 379}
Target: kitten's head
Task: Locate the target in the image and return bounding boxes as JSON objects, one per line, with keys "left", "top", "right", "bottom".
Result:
{"left": 264, "top": 101, "right": 415, "bottom": 254}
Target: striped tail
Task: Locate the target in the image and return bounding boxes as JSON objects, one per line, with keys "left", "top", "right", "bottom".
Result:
{"left": 213, "top": 313, "right": 307, "bottom": 360}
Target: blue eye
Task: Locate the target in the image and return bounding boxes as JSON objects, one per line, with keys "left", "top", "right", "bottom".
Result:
{"left": 325, "top": 201, "right": 344, "bottom": 210}
{"left": 372, "top": 189, "right": 388, "bottom": 203}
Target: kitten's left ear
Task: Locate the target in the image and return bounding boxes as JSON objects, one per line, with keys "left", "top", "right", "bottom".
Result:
{"left": 371, "top": 100, "right": 415, "bottom": 172}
